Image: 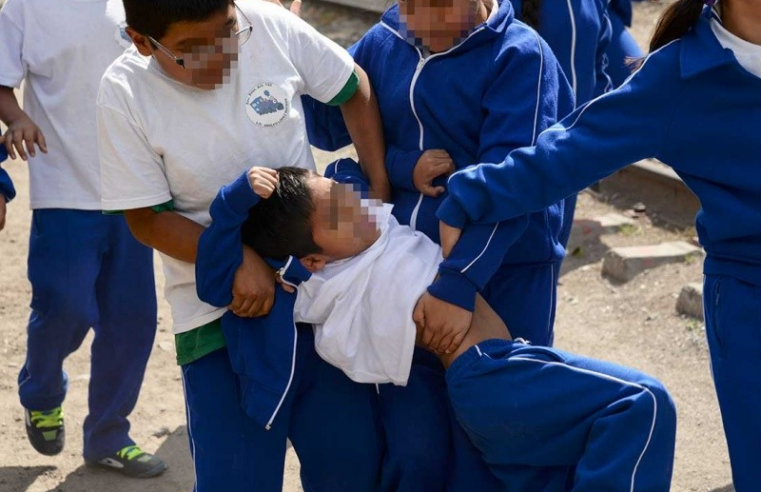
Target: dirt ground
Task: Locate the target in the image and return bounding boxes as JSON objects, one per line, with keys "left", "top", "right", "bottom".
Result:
{"left": 0, "top": 1, "right": 736, "bottom": 492}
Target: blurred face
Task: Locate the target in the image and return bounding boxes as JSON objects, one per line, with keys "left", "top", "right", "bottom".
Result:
{"left": 301, "top": 176, "right": 382, "bottom": 270}
{"left": 127, "top": 4, "right": 241, "bottom": 90}
{"left": 399, "top": 0, "right": 484, "bottom": 53}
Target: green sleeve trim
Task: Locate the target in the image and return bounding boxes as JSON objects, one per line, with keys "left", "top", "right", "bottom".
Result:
{"left": 174, "top": 317, "right": 226, "bottom": 366}
{"left": 327, "top": 70, "right": 360, "bottom": 106}
{"left": 102, "top": 199, "right": 175, "bottom": 216}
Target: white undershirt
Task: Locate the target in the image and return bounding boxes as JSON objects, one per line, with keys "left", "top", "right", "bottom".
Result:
{"left": 711, "top": 13, "right": 761, "bottom": 79}
{"left": 293, "top": 205, "right": 443, "bottom": 386}
{"left": 97, "top": 0, "right": 355, "bottom": 333}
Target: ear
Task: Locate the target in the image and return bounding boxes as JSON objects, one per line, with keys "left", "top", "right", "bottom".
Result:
{"left": 126, "top": 26, "right": 154, "bottom": 56}
{"left": 300, "top": 255, "right": 327, "bottom": 273}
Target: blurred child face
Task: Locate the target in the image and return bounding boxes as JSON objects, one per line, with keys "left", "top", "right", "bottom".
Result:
{"left": 399, "top": 0, "right": 484, "bottom": 53}
{"left": 128, "top": 4, "right": 241, "bottom": 90}
{"left": 303, "top": 176, "right": 382, "bottom": 268}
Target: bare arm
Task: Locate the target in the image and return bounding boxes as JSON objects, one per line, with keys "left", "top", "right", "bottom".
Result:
{"left": 0, "top": 86, "right": 47, "bottom": 161}
{"left": 124, "top": 206, "right": 276, "bottom": 317}
{"left": 124, "top": 208, "right": 203, "bottom": 264}
{"left": 340, "top": 64, "right": 391, "bottom": 202}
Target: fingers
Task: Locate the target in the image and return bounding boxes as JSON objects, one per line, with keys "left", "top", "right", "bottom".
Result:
{"left": 275, "top": 274, "right": 296, "bottom": 293}
{"left": 7, "top": 131, "right": 25, "bottom": 161}
{"left": 24, "top": 128, "right": 38, "bottom": 158}
{"left": 229, "top": 294, "right": 245, "bottom": 314}
{"left": 36, "top": 130, "right": 48, "bottom": 154}
{"left": 258, "top": 291, "right": 275, "bottom": 316}
{"left": 445, "top": 329, "right": 468, "bottom": 354}
{"left": 427, "top": 325, "right": 449, "bottom": 354}
{"left": 232, "top": 295, "right": 256, "bottom": 317}
{"left": 258, "top": 167, "right": 278, "bottom": 177}
{"left": 437, "top": 331, "right": 457, "bottom": 355}
{"left": 419, "top": 182, "right": 444, "bottom": 198}
{"left": 247, "top": 293, "right": 266, "bottom": 318}
{"left": 290, "top": 0, "right": 302, "bottom": 16}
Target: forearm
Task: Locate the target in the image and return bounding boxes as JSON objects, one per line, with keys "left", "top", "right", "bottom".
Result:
{"left": 0, "top": 86, "right": 26, "bottom": 126}
{"left": 124, "top": 208, "right": 204, "bottom": 264}
{"left": 340, "top": 65, "right": 390, "bottom": 200}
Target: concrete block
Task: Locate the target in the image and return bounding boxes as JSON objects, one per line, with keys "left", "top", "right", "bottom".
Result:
{"left": 677, "top": 283, "right": 704, "bottom": 320}
{"left": 568, "top": 213, "right": 637, "bottom": 249}
{"left": 602, "top": 241, "right": 703, "bottom": 282}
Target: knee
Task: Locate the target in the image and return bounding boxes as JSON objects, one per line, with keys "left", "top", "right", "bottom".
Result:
{"left": 30, "top": 285, "right": 98, "bottom": 329}
{"left": 639, "top": 378, "right": 677, "bottom": 430}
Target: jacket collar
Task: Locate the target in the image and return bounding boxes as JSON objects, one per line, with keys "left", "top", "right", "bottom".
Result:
{"left": 680, "top": 7, "right": 738, "bottom": 79}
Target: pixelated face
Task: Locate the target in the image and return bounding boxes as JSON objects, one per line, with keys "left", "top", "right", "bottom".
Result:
{"left": 399, "top": 0, "right": 479, "bottom": 53}
{"left": 308, "top": 176, "right": 383, "bottom": 262}
{"left": 151, "top": 4, "right": 241, "bottom": 90}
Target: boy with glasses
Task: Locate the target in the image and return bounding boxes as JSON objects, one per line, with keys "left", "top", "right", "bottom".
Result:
{"left": 0, "top": 0, "right": 163, "bottom": 477}
{"left": 97, "top": 0, "right": 390, "bottom": 490}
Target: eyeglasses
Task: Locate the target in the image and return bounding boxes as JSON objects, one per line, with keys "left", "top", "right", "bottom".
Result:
{"left": 148, "top": 2, "right": 253, "bottom": 69}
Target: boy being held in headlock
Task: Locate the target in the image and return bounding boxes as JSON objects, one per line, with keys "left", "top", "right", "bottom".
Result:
{"left": 197, "top": 162, "right": 679, "bottom": 492}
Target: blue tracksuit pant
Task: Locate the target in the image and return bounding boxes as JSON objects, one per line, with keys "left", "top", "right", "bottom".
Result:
{"left": 377, "top": 349, "right": 451, "bottom": 492}
{"left": 482, "top": 263, "right": 559, "bottom": 347}
{"left": 182, "top": 327, "right": 384, "bottom": 492}
{"left": 447, "top": 340, "right": 677, "bottom": 492}
{"left": 378, "top": 348, "right": 508, "bottom": 492}
{"left": 703, "top": 275, "right": 761, "bottom": 492}
{"left": 18, "top": 209, "right": 157, "bottom": 460}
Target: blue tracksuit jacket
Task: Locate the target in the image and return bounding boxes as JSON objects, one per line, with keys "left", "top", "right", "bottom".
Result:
{"left": 439, "top": 9, "right": 761, "bottom": 289}
{"left": 306, "top": 0, "right": 573, "bottom": 311}
{"left": 512, "top": 0, "right": 612, "bottom": 105}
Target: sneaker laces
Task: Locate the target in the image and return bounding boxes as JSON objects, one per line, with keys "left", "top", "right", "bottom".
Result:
{"left": 117, "top": 445, "right": 145, "bottom": 461}
{"left": 30, "top": 407, "right": 63, "bottom": 429}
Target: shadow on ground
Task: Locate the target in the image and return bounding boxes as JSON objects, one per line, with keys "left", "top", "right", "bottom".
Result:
{"left": 710, "top": 486, "right": 734, "bottom": 492}
{"left": 45, "top": 426, "right": 192, "bottom": 492}
{"left": 0, "top": 426, "right": 195, "bottom": 492}
{"left": 0, "top": 466, "right": 55, "bottom": 492}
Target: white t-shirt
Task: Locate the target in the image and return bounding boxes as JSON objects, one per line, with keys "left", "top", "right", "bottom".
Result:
{"left": 97, "top": 0, "right": 355, "bottom": 334}
{"left": 0, "top": 0, "right": 130, "bottom": 210}
{"left": 294, "top": 206, "right": 442, "bottom": 386}
{"left": 711, "top": 13, "right": 761, "bottom": 79}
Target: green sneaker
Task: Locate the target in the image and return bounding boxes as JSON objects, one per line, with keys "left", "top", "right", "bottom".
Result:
{"left": 86, "top": 445, "right": 167, "bottom": 478}
{"left": 25, "top": 407, "right": 65, "bottom": 456}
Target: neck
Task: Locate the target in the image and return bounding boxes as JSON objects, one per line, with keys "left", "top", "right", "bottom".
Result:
{"left": 722, "top": 2, "right": 761, "bottom": 45}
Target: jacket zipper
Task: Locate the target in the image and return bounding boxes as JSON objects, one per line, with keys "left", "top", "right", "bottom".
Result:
{"left": 266, "top": 259, "right": 299, "bottom": 430}
{"left": 266, "top": 322, "right": 298, "bottom": 430}
{"left": 381, "top": 22, "right": 487, "bottom": 230}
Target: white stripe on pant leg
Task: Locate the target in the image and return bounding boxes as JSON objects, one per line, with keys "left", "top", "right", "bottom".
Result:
{"left": 510, "top": 357, "right": 659, "bottom": 492}
{"left": 547, "top": 264, "right": 556, "bottom": 339}
{"left": 180, "top": 366, "right": 199, "bottom": 490}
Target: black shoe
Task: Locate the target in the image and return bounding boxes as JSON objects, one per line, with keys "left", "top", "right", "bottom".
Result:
{"left": 25, "top": 407, "right": 65, "bottom": 456}
{"left": 86, "top": 445, "right": 167, "bottom": 478}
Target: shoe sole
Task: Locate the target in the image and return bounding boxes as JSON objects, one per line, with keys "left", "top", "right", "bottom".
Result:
{"left": 25, "top": 426, "right": 64, "bottom": 456}
{"left": 85, "top": 460, "right": 168, "bottom": 479}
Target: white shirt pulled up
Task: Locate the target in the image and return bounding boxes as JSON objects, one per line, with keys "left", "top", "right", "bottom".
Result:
{"left": 294, "top": 205, "right": 443, "bottom": 386}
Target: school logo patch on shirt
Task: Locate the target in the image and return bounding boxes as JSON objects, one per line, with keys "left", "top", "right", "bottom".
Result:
{"left": 115, "top": 22, "right": 132, "bottom": 49}
{"left": 246, "top": 83, "right": 289, "bottom": 127}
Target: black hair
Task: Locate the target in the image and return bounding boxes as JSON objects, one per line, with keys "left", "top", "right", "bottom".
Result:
{"left": 650, "top": 0, "right": 705, "bottom": 52}
{"left": 240, "top": 167, "right": 323, "bottom": 260}
{"left": 123, "top": 0, "right": 232, "bottom": 40}
{"left": 521, "top": 0, "right": 542, "bottom": 29}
